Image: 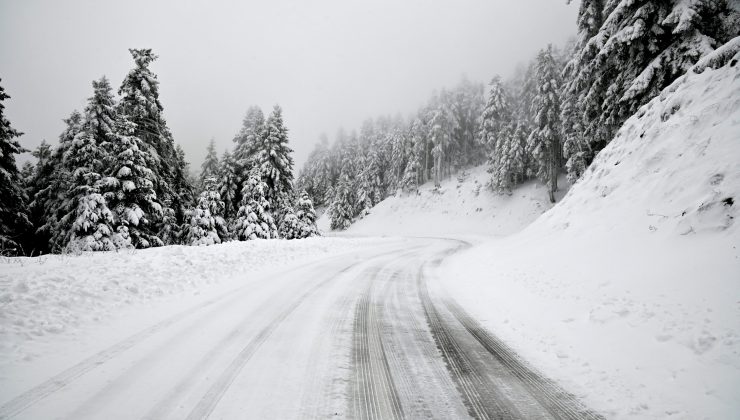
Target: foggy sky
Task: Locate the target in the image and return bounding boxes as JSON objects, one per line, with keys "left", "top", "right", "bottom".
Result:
{"left": 0, "top": 0, "right": 578, "bottom": 172}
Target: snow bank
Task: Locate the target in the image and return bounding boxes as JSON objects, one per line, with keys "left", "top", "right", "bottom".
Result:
{"left": 0, "top": 237, "right": 385, "bottom": 365}
{"left": 441, "top": 60, "right": 740, "bottom": 418}
{"left": 320, "top": 165, "right": 568, "bottom": 237}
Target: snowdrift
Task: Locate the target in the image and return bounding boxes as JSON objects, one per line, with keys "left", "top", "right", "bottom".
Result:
{"left": 441, "top": 56, "right": 740, "bottom": 418}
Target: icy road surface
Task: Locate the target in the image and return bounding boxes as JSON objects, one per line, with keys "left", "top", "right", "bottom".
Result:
{"left": 0, "top": 238, "right": 601, "bottom": 419}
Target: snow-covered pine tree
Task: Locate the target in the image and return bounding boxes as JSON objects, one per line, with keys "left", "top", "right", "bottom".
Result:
{"left": 566, "top": 0, "right": 737, "bottom": 155}
{"left": 217, "top": 150, "right": 239, "bottom": 223}
{"left": 327, "top": 140, "right": 356, "bottom": 230}
{"left": 32, "top": 112, "right": 81, "bottom": 253}
{"left": 295, "top": 134, "right": 331, "bottom": 207}
{"left": 258, "top": 105, "right": 295, "bottom": 206}
{"left": 185, "top": 176, "right": 227, "bottom": 246}
{"left": 400, "top": 156, "right": 419, "bottom": 193}
{"left": 295, "top": 191, "right": 320, "bottom": 238}
{"left": 118, "top": 49, "right": 180, "bottom": 217}
{"left": 491, "top": 122, "right": 527, "bottom": 193}
{"left": 0, "top": 80, "right": 30, "bottom": 254}
{"left": 101, "top": 118, "right": 163, "bottom": 248}
{"left": 160, "top": 144, "right": 194, "bottom": 245}
{"left": 52, "top": 77, "right": 121, "bottom": 252}
{"left": 527, "top": 45, "right": 562, "bottom": 203}
{"left": 67, "top": 192, "right": 126, "bottom": 252}
{"left": 480, "top": 76, "right": 513, "bottom": 171}
{"left": 233, "top": 168, "right": 278, "bottom": 240}
{"left": 278, "top": 204, "right": 300, "bottom": 240}
{"left": 233, "top": 106, "right": 265, "bottom": 169}
{"left": 200, "top": 138, "right": 219, "bottom": 186}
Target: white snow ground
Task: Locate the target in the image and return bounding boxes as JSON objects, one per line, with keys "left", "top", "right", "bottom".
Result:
{"left": 0, "top": 238, "right": 388, "bottom": 389}
{"left": 436, "top": 60, "right": 740, "bottom": 418}
{"left": 320, "top": 54, "right": 740, "bottom": 419}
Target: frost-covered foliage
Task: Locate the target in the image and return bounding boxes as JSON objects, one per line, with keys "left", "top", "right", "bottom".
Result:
{"left": 67, "top": 192, "right": 128, "bottom": 252}
{"left": 233, "top": 106, "right": 265, "bottom": 169}
{"left": 118, "top": 49, "right": 187, "bottom": 228}
{"left": 0, "top": 80, "right": 29, "bottom": 253}
{"left": 479, "top": 76, "right": 513, "bottom": 158}
{"left": 278, "top": 206, "right": 300, "bottom": 239}
{"left": 217, "top": 150, "right": 239, "bottom": 222}
{"left": 234, "top": 169, "right": 277, "bottom": 240}
{"left": 527, "top": 45, "right": 562, "bottom": 203}
{"left": 102, "top": 119, "right": 163, "bottom": 249}
{"left": 295, "top": 191, "right": 320, "bottom": 238}
{"left": 563, "top": 0, "right": 738, "bottom": 159}
{"left": 259, "top": 105, "right": 295, "bottom": 203}
{"left": 186, "top": 177, "right": 227, "bottom": 246}
{"left": 491, "top": 122, "right": 528, "bottom": 193}
{"left": 200, "top": 138, "right": 219, "bottom": 185}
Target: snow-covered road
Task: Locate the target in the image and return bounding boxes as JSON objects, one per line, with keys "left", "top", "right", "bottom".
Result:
{"left": 1, "top": 238, "right": 600, "bottom": 419}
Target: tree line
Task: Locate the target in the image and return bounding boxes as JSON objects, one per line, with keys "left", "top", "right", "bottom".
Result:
{"left": 297, "top": 0, "right": 738, "bottom": 229}
{"left": 0, "top": 49, "right": 318, "bottom": 255}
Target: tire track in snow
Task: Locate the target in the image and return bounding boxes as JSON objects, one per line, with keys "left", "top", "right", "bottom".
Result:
{"left": 443, "top": 299, "right": 603, "bottom": 420}
{"left": 184, "top": 247, "right": 411, "bottom": 420}
{"left": 0, "top": 246, "right": 398, "bottom": 420}
{"left": 419, "top": 238, "right": 603, "bottom": 420}
{"left": 350, "top": 256, "right": 418, "bottom": 420}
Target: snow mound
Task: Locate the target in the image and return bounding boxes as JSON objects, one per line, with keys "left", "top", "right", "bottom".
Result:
{"left": 440, "top": 59, "right": 740, "bottom": 418}
{"left": 321, "top": 165, "right": 567, "bottom": 237}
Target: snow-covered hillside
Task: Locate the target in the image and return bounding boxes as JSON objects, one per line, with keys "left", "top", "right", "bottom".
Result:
{"left": 318, "top": 165, "right": 568, "bottom": 237}
{"left": 440, "top": 56, "right": 740, "bottom": 418}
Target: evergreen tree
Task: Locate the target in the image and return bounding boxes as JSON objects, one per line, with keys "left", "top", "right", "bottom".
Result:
{"left": 67, "top": 192, "right": 127, "bottom": 252}
{"left": 491, "top": 122, "right": 527, "bottom": 193}
{"left": 217, "top": 150, "right": 239, "bottom": 223}
{"left": 295, "top": 191, "right": 320, "bottom": 238}
{"left": 233, "top": 168, "right": 277, "bottom": 240}
{"left": 278, "top": 204, "right": 300, "bottom": 239}
{"left": 480, "top": 76, "right": 513, "bottom": 168}
{"left": 233, "top": 106, "right": 265, "bottom": 168}
{"left": 101, "top": 119, "right": 163, "bottom": 248}
{"left": 118, "top": 48, "right": 183, "bottom": 238}
{"left": 161, "top": 144, "right": 194, "bottom": 245}
{"left": 185, "top": 176, "right": 227, "bottom": 246}
{"left": 52, "top": 77, "right": 119, "bottom": 251}
{"left": 527, "top": 45, "right": 562, "bottom": 203}
{"left": 258, "top": 105, "right": 295, "bottom": 205}
{"left": 0, "top": 80, "right": 29, "bottom": 253}
{"left": 33, "top": 113, "right": 81, "bottom": 253}
{"left": 200, "top": 138, "right": 219, "bottom": 186}
{"left": 565, "top": 0, "right": 736, "bottom": 155}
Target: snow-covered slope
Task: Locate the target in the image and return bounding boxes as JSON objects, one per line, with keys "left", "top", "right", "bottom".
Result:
{"left": 319, "top": 165, "right": 568, "bottom": 237}
{"left": 440, "top": 57, "right": 740, "bottom": 418}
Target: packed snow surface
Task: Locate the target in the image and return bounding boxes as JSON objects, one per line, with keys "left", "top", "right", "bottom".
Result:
{"left": 0, "top": 238, "right": 386, "bottom": 369}
{"left": 439, "top": 60, "right": 740, "bottom": 418}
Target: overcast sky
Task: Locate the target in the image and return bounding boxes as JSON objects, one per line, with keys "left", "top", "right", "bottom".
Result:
{"left": 0, "top": 0, "right": 578, "bottom": 172}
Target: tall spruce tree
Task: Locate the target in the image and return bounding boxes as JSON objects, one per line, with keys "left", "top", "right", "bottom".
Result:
{"left": 258, "top": 105, "right": 295, "bottom": 204}
{"left": 118, "top": 49, "right": 184, "bottom": 240}
{"left": 233, "top": 168, "right": 278, "bottom": 240}
{"left": 527, "top": 45, "right": 562, "bottom": 203}
{"left": 101, "top": 119, "right": 163, "bottom": 248}
{"left": 186, "top": 176, "right": 227, "bottom": 246}
{"left": 200, "top": 138, "right": 219, "bottom": 185}
{"left": 0, "top": 80, "right": 30, "bottom": 253}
